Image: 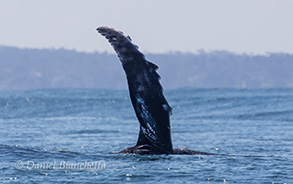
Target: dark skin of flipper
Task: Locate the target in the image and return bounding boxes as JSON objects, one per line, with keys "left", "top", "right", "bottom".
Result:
{"left": 96, "top": 27, "right": 258, "bottom": 157}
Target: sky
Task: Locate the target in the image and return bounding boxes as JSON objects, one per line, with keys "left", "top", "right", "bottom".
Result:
{"left": 0, "top": 0, "right": 292, "bottom": 55}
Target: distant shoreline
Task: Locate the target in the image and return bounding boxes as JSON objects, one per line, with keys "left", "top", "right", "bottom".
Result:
{"left": 1, "top": 46, "right": 293, "bottom": 91}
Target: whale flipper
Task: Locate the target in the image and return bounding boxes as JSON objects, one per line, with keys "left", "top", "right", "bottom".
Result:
{"left": 97, "top": 27, "right": 173, "bottom": 154}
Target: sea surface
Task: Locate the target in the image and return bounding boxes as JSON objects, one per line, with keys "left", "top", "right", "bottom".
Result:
{"left": 0, "top": 88, "right": 292, "bottom": 184}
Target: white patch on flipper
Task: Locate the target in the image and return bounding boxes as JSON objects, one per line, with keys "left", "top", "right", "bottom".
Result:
{"left": 162, "top": 104, "right": 172, "bottom": 115}
{"left": 162, "top": 104, "right": 169, "bottom": 111}
{"left": 136, "top": 95, "right": 157, "bottom": 140}
{"left": 138, "top": 85, "right": 144, "bottom": 92}
{"left": 141, "top": 126, "right": 156, "bottom": 141}
{"left": 147, "top": 123, "right": 156, "bottom": 137}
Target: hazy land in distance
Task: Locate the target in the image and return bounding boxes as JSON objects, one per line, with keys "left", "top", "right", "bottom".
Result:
{"left": 1, "top": 46, "right": 292, "bottom": 91}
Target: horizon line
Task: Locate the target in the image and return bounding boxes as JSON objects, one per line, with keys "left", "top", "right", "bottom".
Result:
{"left": 1, "top": 44, "right": 293, "bottom": 57}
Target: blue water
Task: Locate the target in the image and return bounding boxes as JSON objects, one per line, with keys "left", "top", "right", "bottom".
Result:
{"left": 0, "top": 88, "right": 292, "bottom": 183}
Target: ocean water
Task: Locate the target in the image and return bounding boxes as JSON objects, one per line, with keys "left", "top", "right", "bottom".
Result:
{"left": 0, "top": 88, "right": 292, "bottom": 183}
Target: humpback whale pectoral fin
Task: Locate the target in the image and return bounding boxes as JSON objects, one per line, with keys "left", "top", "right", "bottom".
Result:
{"left": 97, "top": 26, "right": 173, "bottom": 154}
